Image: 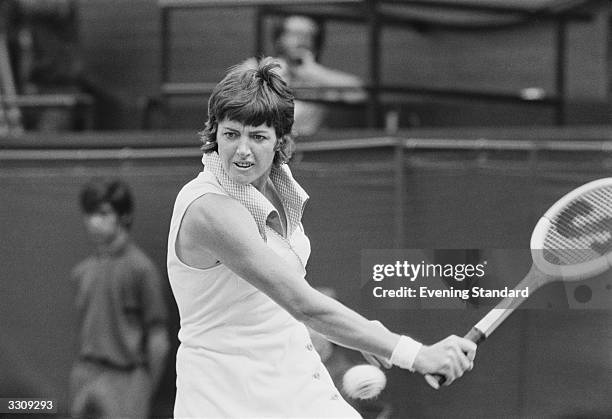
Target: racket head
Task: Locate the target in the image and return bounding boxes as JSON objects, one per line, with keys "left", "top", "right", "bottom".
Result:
{"left": 530, "top": 178, "right": 612, "bottom": 281}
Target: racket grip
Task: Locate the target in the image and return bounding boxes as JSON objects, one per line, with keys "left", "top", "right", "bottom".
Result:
{"left": 424, "top": 327, "right": 486, "bottom": 389}
{"left": 464, "top": 327, "right": 486, "bottom": 345}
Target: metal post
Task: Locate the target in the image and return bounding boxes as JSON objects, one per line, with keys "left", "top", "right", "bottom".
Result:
{"left": 160, "top": 7, "right": 170, "bottom": 88}
{"left": 366, "top": 0, "right": 380, "bottom": 128}
{"left": 554, "top": 18, "right": 567, "bottom": 125}
{"left": 255, "top": 6, "right": 266, "bottom": 56}
{"left": 393, "top": 138, "right": 405, "bottom": 248}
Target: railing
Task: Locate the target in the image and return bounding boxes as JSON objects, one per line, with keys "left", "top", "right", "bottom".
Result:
{"left": 155, "top": 0, "right": 601, "bottom": 127}
{"left": 3, "top": 127, "right": 611, "bottom": 247}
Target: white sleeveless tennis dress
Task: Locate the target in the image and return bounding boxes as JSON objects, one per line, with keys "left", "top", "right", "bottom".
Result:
{"left": 167, "top": 153, "right": 361, "bottom": 418}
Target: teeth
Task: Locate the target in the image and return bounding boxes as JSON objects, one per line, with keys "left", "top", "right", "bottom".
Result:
{"left": 235, "top": 162, "right": 253, "bottom": 168}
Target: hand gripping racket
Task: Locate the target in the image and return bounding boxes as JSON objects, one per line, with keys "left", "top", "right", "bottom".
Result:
{"left": 425, "top": 177, "right": 612, "bottom": 388}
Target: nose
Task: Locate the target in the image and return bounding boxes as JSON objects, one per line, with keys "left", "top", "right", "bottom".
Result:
{"left": 85, "top": 214, "right": 103, "bottom": 229}
{"left": 235, "top": 135, "right": 251, "bottom": 157}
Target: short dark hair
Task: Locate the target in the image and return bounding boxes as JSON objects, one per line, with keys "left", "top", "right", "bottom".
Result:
{"left": 79, "top": 178, "right": 134, "bottom": 228}
{"left": 199, "top": 57, "right": 296, "bottom": 166}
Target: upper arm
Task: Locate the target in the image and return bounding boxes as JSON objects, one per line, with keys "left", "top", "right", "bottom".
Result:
{"left": 181, "top": 193, "right": 319, "bottom": 319}
{"left": 180, "top": 195, "right": 398, "bottom": 359}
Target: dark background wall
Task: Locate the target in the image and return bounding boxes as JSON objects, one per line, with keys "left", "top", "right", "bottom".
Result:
{"left": 76, "top": 1, "right": 611, "bottom": 130}
{"left": 3, "top": 0, "right": 612, "bottom": 417}
{"left": 2, "top": 137, "right": 612, "bottom": 418}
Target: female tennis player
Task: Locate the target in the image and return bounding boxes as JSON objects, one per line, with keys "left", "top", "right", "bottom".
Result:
{"left": 167, "top": 57, "right": 477, "bottom": 418}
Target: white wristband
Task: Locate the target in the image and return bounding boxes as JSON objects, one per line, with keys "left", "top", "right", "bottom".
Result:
{"left": 390, "top": 335, "right": 423, "bottom": 372}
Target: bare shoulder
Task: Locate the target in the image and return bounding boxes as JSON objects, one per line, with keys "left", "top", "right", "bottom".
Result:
{"left": 176, "top": 193, "right": 263, "bottom": 268}
{"left": 181, "top": 193, "right": 256, "bottom": 239}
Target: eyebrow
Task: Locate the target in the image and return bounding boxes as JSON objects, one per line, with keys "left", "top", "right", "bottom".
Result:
{"left": 220, "top": 125, "right": 271, "bottom": 135}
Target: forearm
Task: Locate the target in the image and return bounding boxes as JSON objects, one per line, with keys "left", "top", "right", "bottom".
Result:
{"left": 293, "top": 65, "right": 367, "bottom": 102}
{"left": 295, "top": 289, "right": 401, "bottom": 359}
{"left": 231, "top": 251, "right": 402, "bottom": 360}
{"left": 189, "top": 188, "right": 476, "bottom": 383}
{"left": 292, "top": 62, "right": 362, "bottom": 87}
{"left": 192, "top": 201, "right": 408, "bottom": 363}
{"left": 146, "top": 326, "right": 170, "bottom": 389}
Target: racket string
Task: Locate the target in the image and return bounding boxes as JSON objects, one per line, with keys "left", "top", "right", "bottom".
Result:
{"left": 544, "top": 185, "right": 612, "bottom": 265}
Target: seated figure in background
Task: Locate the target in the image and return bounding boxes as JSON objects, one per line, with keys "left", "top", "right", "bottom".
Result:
{"left": 272, "top": 15, "right": 367, "bottom": 135}
{"left": 6, "top": 0, "right": 85, "bottom": 131}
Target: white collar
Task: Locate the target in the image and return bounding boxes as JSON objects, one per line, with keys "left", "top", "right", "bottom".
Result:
{"left": 202, "top": 152, "right": 309, "bottom": 240}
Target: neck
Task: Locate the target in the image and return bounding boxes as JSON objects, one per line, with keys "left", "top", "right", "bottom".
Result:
{"left": 250, "top": 167, "right": 273, "bottom": 193}
{"left": 97, "top": 229, "right": 128, "bottom": 255}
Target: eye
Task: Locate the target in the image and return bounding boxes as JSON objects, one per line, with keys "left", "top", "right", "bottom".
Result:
{"left": 223, "top": 131, "right": 238, "bottom": 140}
{"left": 252, "top": 134, "right": 268, "bottom": 142}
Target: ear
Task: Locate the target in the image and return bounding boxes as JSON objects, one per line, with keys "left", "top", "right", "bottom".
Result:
{"left": 208, "top": 119, "right": 218, "bottom": 137}
{"left": 275, "top": 135, "right": 288, "bottom": 151}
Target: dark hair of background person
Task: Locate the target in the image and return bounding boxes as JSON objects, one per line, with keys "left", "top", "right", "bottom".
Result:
{"left": 79, "top": 178, "right": 134, "bottom": 229}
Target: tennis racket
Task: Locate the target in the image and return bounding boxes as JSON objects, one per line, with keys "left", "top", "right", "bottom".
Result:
{"left": 425, "top": 177, "right": 612, "bottom": 388}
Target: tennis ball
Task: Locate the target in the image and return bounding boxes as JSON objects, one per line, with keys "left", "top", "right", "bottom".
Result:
{"left": 342, "top": 364, "right": 387, "bottom": 400}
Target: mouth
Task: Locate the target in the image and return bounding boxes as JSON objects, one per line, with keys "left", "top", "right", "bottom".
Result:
{"left": 234, "top": 161, "right": 254, "bottom": 169}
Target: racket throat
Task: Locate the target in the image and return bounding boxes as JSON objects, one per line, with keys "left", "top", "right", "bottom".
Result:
{"left": 474, "top": 264, "right": 551, "bottom": 337}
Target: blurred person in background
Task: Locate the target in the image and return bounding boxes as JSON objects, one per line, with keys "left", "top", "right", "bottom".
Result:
{"left": 307, "top": 287, "right": 393, "bottom": 419}
{"left": 70, "top": 178, "right": 169, "bottom": 419}
{"left": 271, "top": 15, "right": 367, "bottom": 135}
{"left": 3, "top": 0, "right": 85, "bottom": 131}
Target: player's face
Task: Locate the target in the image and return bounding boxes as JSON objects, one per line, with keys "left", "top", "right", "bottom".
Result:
{"left": 216, "top": 118, "right": 278, "bottom": 191}
{"left": 83, "top": 203, "right": 123, "bottom": 245}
